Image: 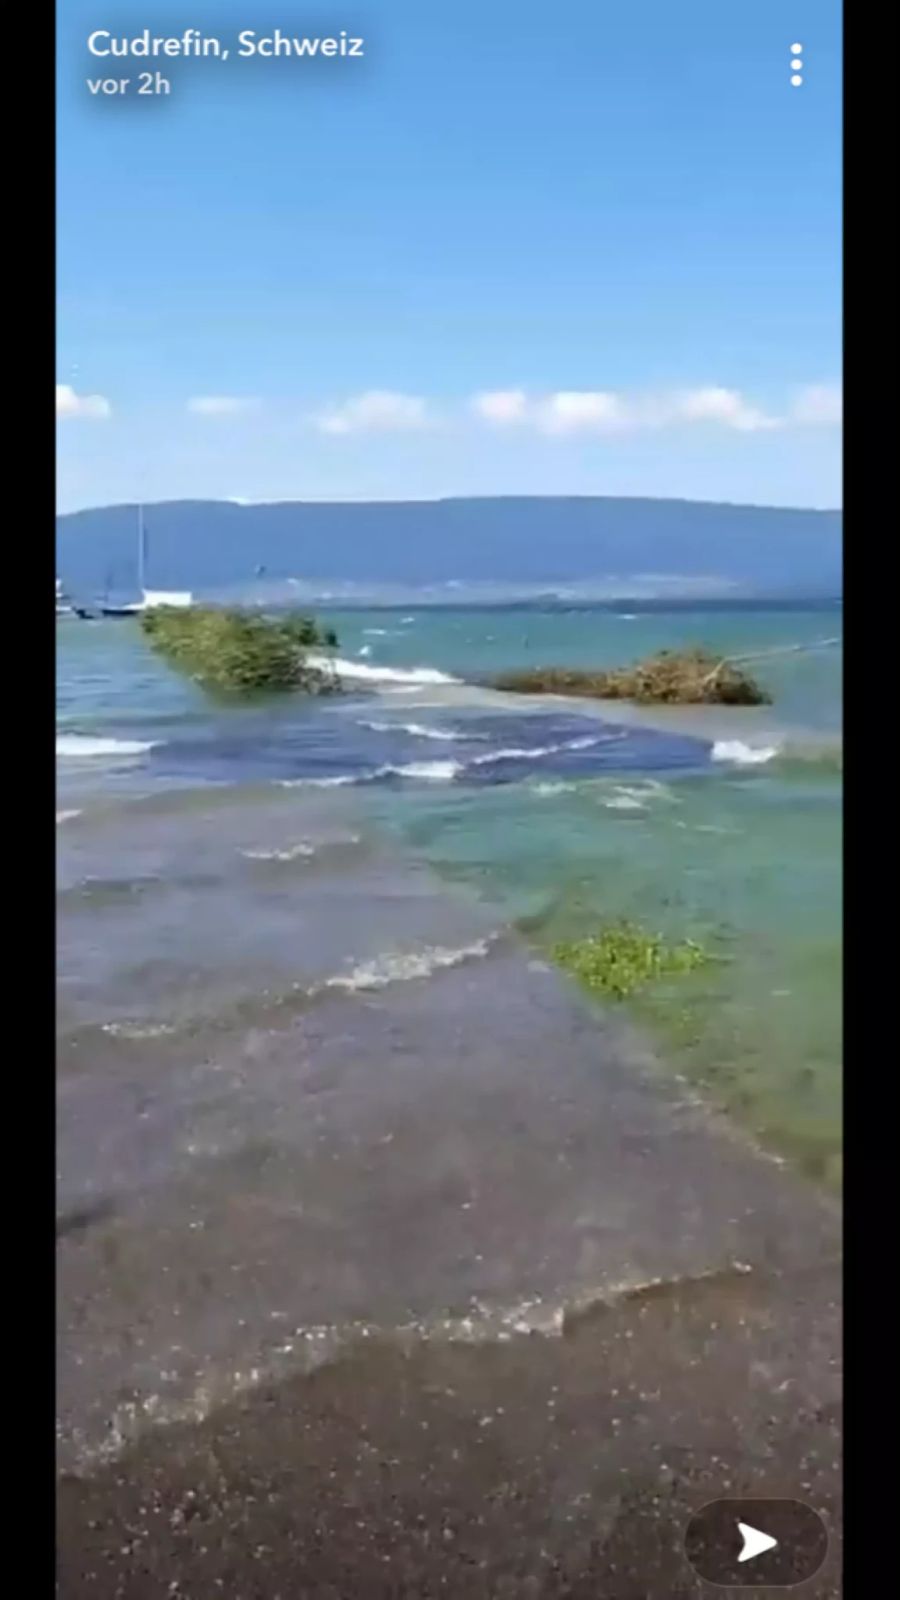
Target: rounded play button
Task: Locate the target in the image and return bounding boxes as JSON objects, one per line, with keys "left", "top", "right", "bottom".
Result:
{"left": 738, "top": 1521, "right": 779, "bottom": 1563}
{"left": 684, "top": 1498, "right": 829, "bottom": 1586}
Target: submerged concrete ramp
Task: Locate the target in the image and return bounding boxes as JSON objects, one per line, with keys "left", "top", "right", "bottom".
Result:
{"left": 57, "top": 855, "right": 841, "bottom": 1596}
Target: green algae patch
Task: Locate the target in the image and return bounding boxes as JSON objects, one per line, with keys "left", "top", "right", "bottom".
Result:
{"left": 552, "top": 922, "right": 714, "bottom": 1000}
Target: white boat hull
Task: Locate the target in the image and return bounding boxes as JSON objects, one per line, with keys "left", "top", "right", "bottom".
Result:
{"left": 141, "top": 590, "right": 194, "bottom": 609}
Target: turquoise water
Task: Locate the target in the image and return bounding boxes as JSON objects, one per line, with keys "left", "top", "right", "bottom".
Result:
{"left": 57, "top": 604, "right": 842, "bottom": 1184}
{"left": 325, "top": 605, "right": 842, "bottom": 734}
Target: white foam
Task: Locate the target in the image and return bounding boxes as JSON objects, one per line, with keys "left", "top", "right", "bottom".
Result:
{"left": 357, "top": 645, "right": 372, "bottom": 658}
{"left": 56, "top": 734, "right": 158, "bottom": 759}
{"left": 363, "top": 628, "right": 390, "bottom": 636}
{"left": 358, "top": 719, "right": 463, "bottom": 742}
{"left": 276, "top": 727, "right": 618, "bottom": 790}
{"left": 242, "top": 842, "right": 317, "bottom": 862}
{"left": 603, "top": 795, "right": 646, "bottom": 811}
{"left": 712, "top": 740, "right": 779, "bottom": 766}
{"left": 278, "top": 774, "right": 358, "bottom": 789}
{"left": 377, "top": 759, "right": 461, "bottom": 781}
{"left": 613, "top": 780, "right": 677, "bottom": 803}
{"left": 531, "top": 781, "right": 576, "bottom": 797}
{"left": 101, "top": 1021, "right": 176, "bottom": 1040}
{"left": 319, "top": 937, "right": 494, "bottom": 994}
{"left": 67, "top": 1259, "right": 754, "bottom": 1471}
{"left": 56, "top": 809, "right": 82, "bottom": 824}
{"left": 471, "top": 733, "right": 604, "bottom": 766}
{"left": 308, "top": 653, "right": 458, "bottom": 686}
{"left": 281, "top": 758, "right": 461, "bottom": 786}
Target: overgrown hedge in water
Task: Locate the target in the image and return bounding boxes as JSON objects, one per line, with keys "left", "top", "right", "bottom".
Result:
{"left": 140, "top": 606, "right": 340, "bottom": 694}
{"left": 493, "top": 647, "right": 770, "bottom": 705}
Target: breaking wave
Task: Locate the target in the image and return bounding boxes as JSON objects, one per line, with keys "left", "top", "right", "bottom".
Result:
{"left": 712, "top": 740, "right": 780, "bottom": 766}
{"left": 278, "top": 774, "right": 359, "bottom": 789}
{"left": 317, "top": 936, "right": 496, "bottom": 994}
{"left": 100, "top": 1021, "right": 177, "bottom": 1041}
{"left": 376, "top": 760, "right": 461, "bottom": 781}
{"left": 241, "top": 842, "right": 317, "bottom": 862}
{"left": 308, "top": 653, "right": 459, "bottom": 686}
{"left": 241, "top": 835, "right": 362, "bottom": 862}
{"left": 357, "top": 720, "right": 465, "bottom": 742}
{"left": 470, "top": 733, "right": 608, "bottom": 767}
{"left": 62, "top": 1260, "right": 756, "bottom": 1471}
{"left": 56, "top": 734, "right": 158, "bottom": 759}
{"left": 280, "top": 760, "right": 462, "bottom": 787}
{"left": 531, "top": 781, "right": 577, "bottom": 797}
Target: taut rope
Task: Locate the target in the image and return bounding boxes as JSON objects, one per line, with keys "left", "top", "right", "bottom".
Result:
{"left": 702, "top": 636, "right": 840, "bottom": 684}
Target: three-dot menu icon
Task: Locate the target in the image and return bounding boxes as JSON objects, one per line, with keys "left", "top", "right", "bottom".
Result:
{"left": 791, "top": 43, "right": 803, "bottom": 87}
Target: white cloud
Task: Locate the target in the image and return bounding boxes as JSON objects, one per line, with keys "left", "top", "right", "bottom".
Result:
{"left": 664, "top": 387, "right": 778, "bottom": 432}
{"left": 187, "top": 396, "right": 261, "bottom": 416}
{"left": 471, "top": 389, "right": 529, "bottom": 425}
{"left": 312, "top": 390, "right": 431, "bottom": 435}
{"left": 56, "top": 383, "right": 111, "bottom": 420}
{"left": 465, "top": 385, "right": 788, "bottom": 434}
{"left": 790, "top": 384, "right": 842, "bottom": 426}
{"left": 535, "top": 391, "right": 628, "bottom": 434}
{"left": 471, "top": 389, "right": 631, "bottom": 435}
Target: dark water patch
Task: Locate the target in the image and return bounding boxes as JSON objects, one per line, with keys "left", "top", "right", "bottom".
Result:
{"left": 139, "top": 706, "right": 711, "bottom": 790}
{"left": 458, "top": 719, "right": 707, "bottom": 785}
{"left": 56, "top": 1199, "right": 117, "bottom": 1240}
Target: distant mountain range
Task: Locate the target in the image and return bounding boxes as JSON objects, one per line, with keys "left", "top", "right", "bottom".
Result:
{"left": 56, "top": 496, "right": 842, "bottom": 602}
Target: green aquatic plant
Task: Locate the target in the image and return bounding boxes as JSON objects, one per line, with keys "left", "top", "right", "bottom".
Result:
{"left": 493, "top": 648, "right": 770, "bottom": 706}
{"left": 140, "top": 606, "right": 340, "bottom": 695}
{"left": 552, "top": 921, "right": 714, "bottom": 1000}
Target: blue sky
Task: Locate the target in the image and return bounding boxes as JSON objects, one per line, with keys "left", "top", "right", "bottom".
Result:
{"left": 57, "top": 0, "right": 841, "bottom": 511}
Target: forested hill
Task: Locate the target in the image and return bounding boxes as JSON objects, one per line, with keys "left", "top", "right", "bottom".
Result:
{"left": 56, "top": 496, "right": 842, "bottom": 599}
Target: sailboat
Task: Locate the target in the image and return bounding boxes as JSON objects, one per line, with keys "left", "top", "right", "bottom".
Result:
{"left": 100, "top": 507, "right": 193, "bottom": 617}
{"left": 56, "top": 578, "right": 91, "bottom": 619}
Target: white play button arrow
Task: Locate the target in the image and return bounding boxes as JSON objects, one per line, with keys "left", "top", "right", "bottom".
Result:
{"left": 737, "top": 1521, "right": 779, "bottom": 1563}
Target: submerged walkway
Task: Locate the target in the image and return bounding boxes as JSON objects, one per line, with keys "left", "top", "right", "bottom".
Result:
{"left": 57, "top": 817, "right": 841, "bottom": 1597}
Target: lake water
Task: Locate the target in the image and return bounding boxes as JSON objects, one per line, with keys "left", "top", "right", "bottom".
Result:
{"left": 56, "top": 603, "right": 842, "bottom": 1467}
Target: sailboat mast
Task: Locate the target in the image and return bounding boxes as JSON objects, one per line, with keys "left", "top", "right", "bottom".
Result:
{"left": 137, "top": 503, "right": 147, "bottom": 592}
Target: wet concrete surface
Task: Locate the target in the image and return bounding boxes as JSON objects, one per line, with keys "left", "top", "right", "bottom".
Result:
{"left": 58, "top": 1260, "right": 841, "bottom": 1597}
{"left": 57, "top": 832, "right": 841, "bottom": 1596}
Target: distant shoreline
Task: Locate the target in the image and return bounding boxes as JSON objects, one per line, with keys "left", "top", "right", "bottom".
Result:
{"left": 302, "top": 596, "right": 844, "bottom": 614}
{"left": 55, "top": 592, "right": 844, "bottom": 617}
